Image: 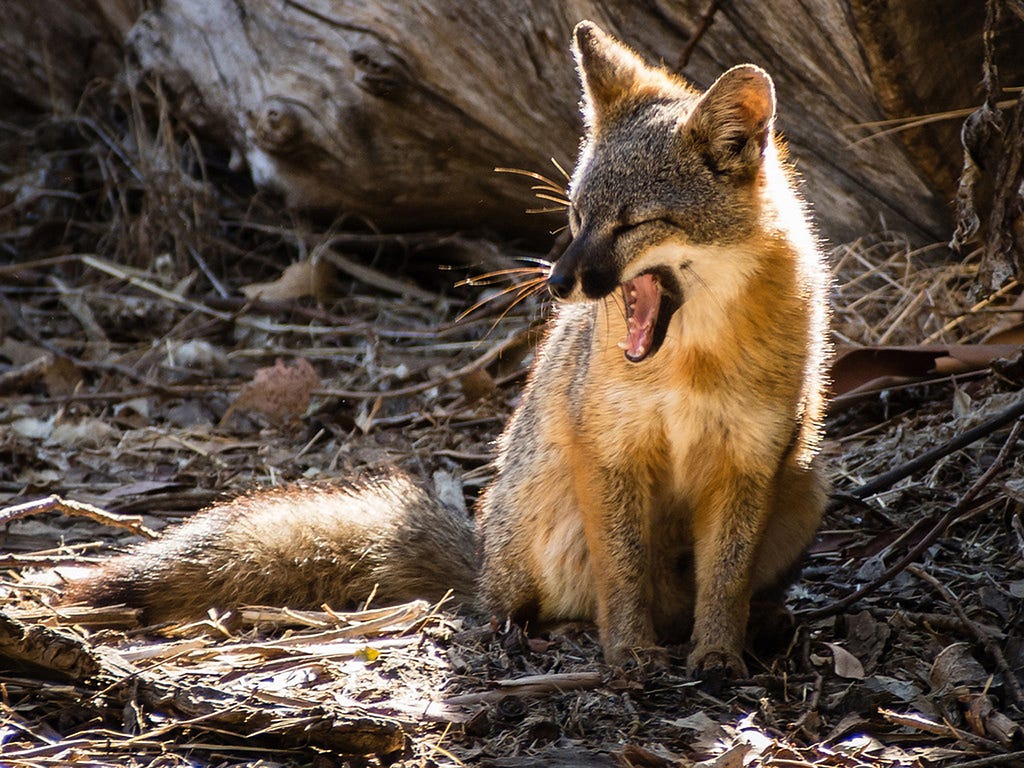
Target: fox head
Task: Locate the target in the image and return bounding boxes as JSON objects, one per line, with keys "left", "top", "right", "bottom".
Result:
{"left": 548, "top": 21, "right": 781, "bottom": 362}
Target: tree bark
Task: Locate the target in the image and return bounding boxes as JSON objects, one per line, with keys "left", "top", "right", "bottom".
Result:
{"left": 2, "top": 1, "right": 1022, "bottom": 246}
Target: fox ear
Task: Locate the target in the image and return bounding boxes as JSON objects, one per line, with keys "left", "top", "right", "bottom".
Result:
{"left": 573, "top": 21, "right": 647, "bottom": 128}
{"left": 686, "top": 64, "right": 776, "bottom": 174}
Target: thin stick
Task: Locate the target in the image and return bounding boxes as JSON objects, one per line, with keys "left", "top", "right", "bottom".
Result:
{"left": 921, "top": 278, "right": 1020, "bottom": 343}
{"left": 676, "top": 0, "right": 723, "bottom": 71}
{"left": 316, "top": 326, "right": 532, "bottom": 400}
{"left": 907, "top": 564, "right": 1024, "bottom": 708}
{"left": 82, "top": 254, "right": 234, "bottom": 322}
{"left": 319, "top": 246, "right": 438, "bottom": 303}
{"left": 0, "top": 255, "right": 86, "bottom": 275}
{"left": 808, "top": 418, "right": 1023, "bottom": 618}
{"left": 942, "top": 750, "right": 1024, "bottom": 768}
{"left": 0, "top": 495, "right": 158, "bottom": 539}
{"left": 879, "top": 708, "right": 1006, "bottom": 753}
{"left": 834, "top": 397, "right": 1024, "bottom": 504}
{"left": 444, "top": 672, "right": 602, "bottom": 706}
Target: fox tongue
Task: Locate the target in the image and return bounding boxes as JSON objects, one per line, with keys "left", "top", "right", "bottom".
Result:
{"left": 619, "top": 273, "right": 660, "bottom": 362}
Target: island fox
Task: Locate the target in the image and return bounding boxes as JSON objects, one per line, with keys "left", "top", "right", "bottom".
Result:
{"left": 63, "top": 21, "right": 830, "bottom": 678}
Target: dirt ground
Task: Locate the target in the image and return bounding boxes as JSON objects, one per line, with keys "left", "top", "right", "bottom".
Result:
{"left": 1, "top": 86, "right": 1024, "bottom": 768}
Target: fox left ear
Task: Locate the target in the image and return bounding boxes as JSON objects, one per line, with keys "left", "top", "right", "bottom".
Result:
{"left": 573, "top": 21, "right": 649, "bottom": 129}
{"left": 686, "top": 64, "right": 776, "bottom": 174}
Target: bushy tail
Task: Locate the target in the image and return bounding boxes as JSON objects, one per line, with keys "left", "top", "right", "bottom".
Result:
{"left": 61, "top": 473, "right": 479, "bottom": 623}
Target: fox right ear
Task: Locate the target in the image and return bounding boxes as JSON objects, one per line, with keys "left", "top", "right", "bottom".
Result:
{"left": 573, "top": 21, "right": 648, "bottom": 129}
{"left": 686, "top": 64, "right": 776, "bottom": 174}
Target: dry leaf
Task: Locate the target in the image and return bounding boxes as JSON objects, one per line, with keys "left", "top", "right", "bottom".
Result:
{"left": 0, "top": 338, "right": 50, "bottom": 367}
{"left": 929, "top": 643, "right": 987, "bottom": 693}
{"left": 825, "top": 642, "right": 866, "bottom": 680}
{"left": 0, "top": 338, "right": 80, "bottom": 396}
{"left": 164, "top": 339, "right": 228, "bottom": 374}
{"left": 695, "top": 743, "right": 748, "bottom": 768}
{"left": 11, "top": 415, "right": 55, "bottom": 440}
{"left": 43, "top": 355, "right": 82, "bottom": 397}
{"left": 433, "top": 470, "right": 468, "bottom": 515}
{"left": 47, "top": 417, "right": 120, "bottom": 449}
{"left": 240, "top": 258, "right": 336, "bottom": 302}
{"left": 830, "top": 343, "right": 1023, "bottom": 407}
{"left": 615, "top": 743, "right": 683, "bottom": 768}
{"left": 843, "top": 610, "right": 891, "bottom": 674}
{"left": 100, "top": 480, "right": 184, "bottom": 502}
{"left": 223, "top": 358, "right": 320, "bottom": 427}
{"left": 459, "top": 367, "right": 497, "bottom": 403}
{"left": 668, "top": 710, "right": 725, "bottom": 738}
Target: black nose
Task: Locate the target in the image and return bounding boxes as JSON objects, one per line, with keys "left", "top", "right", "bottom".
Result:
{"left": 546, "top": 230, "right": 585, "bottom": 299}
{"left": 546, "top": 270, "right": 575, "bottom": 299}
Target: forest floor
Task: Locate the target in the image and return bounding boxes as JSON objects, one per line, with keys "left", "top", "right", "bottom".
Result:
{"left": 1, "top": 88, "right": 1024, "bottom": 768}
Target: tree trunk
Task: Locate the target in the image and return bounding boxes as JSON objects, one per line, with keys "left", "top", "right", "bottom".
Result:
{"left": 3, "top": 1, "right": 1021, "bottom": 247}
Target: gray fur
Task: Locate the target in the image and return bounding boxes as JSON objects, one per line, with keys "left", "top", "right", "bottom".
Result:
{"left": 65, "top": 474, "right": 478, "bottom": 622}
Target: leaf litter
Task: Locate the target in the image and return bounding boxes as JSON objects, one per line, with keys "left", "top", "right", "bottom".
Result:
{"left": 1, "top": 76, "right": 1024, "bottom": 768}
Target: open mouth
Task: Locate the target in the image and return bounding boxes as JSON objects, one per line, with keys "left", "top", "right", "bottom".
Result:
{"left": 618, "top": 270, "right": 683, "bottom": 363}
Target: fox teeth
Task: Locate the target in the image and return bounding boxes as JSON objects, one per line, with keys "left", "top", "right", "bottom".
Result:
{"left": 617, "top": 340, "right": 628, "bottom": 350}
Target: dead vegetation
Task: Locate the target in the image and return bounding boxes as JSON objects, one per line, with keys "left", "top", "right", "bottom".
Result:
{"left": 2, "top": 68, "right": 1024, "bottom": 768}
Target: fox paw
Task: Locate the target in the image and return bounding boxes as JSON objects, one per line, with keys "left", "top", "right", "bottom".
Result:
{"left": 606, "top": 644, "right": 670, "bottom": 676}
{"left": 687, "top": 647, "right": 748, "bottom": 685}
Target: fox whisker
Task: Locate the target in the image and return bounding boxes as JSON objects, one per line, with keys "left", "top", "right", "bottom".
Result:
{"left": 514, "top": 256, "right": 555, "bottom": 269}
{"left": 527, "top": 206, "right": 572, "bottom": 215}
{"left": 456, "top": 275, "right": 548, "bottom": 323}
{"left": 681, "top": 264, "right": 722, "bottom": 312}
{"left": 530, "top": 183, "right": 569, "bottom": 197}
{"left": 550, "top": 156, "right": 571, "bottom": 181}
{"left": 495, "top": 167, "right": 569, "bottom": 195}
{"left": 529, "top": 189, "right": 571, "bottom": 204}
{"left": 456, "top": 266, "right": 549, "bottom": 288}
{"left": 487, "top": 277, "right": 549, "bottom": 330}
{"left": 532, "top": 193, "right": 571, "bottom": 207}
{"left": 496, "top": 166, "right": 570, "bottom": 216}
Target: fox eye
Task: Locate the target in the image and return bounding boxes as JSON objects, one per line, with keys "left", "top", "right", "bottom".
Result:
{"left": 612, "top": 217, "right": 671, "bottom": 237}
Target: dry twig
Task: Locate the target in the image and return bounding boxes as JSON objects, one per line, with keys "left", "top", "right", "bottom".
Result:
{"left": 0, "top": 495, "right": 158, "bottom": 539}
{"left": 835, "top": 398, "right": 1024, "bottom": 503}
{"left": 943, "top": 750, "right": 1024, "bottom": 768}
{"left": 676, "top": 0, "right": 723, "bottom": 71}
{"left": 808, "top": 418, "right": 1024, "bottom": 618}
{"left": 907, "top": 564, "right": 1024, "bottom": 708}
{"left": 444, "top": 671, "right": 603, "bottom": 706}
{"left": 879, "top": 708, "right": 1006, "bottom": 754}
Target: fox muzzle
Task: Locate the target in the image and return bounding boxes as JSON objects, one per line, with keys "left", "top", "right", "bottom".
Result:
{"left": 547, "top": 227, "right": 620, "bottom": 300}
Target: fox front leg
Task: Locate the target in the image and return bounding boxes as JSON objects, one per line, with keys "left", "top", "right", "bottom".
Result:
{"left": 688, "top": 470, "right": 774, "bottom": 679}
{"left": 575, "top": 464, "right": 662, "bottom": 666}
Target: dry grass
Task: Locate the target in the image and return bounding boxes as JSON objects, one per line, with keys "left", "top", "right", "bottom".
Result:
{"left": 831, "top": 234, "right": 1020, "bottom": 347}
